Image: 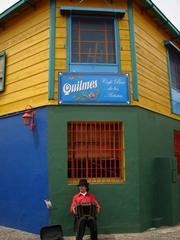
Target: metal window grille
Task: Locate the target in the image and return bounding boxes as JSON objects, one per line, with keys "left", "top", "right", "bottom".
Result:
{"left": 68, "top": 121, "right": 124, "bottom": 183}
{"left": 174, "top": 130, "right": 180, "bottom": 176}
{"left": 71, "top": 16, "right": 116, "bottom": 64}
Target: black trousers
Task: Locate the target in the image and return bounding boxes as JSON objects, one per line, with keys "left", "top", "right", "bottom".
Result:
{"left": 75, "top": 216, "right": 97, "bottom": 240}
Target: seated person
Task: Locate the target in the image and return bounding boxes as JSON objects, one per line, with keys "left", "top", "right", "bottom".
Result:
{"left": 70, "top": 179, "right": 101, "bottom": 240}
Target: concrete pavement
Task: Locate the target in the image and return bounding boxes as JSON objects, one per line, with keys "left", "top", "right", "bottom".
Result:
{"left": 0, "top": 224, "right": 180, "bottom": 240}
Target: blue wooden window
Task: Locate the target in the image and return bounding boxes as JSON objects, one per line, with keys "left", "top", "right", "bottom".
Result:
{"left": 0, "top": 51, "right": 6, "bottom": 92}
{"left": 67, "top": 15, "right": 120, "bottom": 73}
{"left": 72, "top": 16, "right": 116, "bottom": 64}
{"left": 164, "top": 41, "right": 180, "bottom": 115}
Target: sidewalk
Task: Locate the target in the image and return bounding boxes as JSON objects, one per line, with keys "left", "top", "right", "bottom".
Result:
{"left": 0, "top": 224, "right": 180, "bottom": 240}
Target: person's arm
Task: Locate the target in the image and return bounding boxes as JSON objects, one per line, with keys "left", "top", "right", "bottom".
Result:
{"left": 70, "top": 195, "right": 77, "bottom": 214}
{"left": 95, "top": 199, "right": 101, "bottom": 213}
{"left": 91, "top": 194, "right": 101, "bottom": 213}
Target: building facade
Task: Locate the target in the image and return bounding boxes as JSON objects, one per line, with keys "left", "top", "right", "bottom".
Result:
{"left": 0, "top": 0, "right": 180, "bottom": 235}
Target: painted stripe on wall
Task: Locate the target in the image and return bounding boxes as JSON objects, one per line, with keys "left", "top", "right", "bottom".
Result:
{"left": 128, "top": 0, "right": 139, "bottom": 100}
{"left": 48, "top": 0, "right": 56, "bottom": 100}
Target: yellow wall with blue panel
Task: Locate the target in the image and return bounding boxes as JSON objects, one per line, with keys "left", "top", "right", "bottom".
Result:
{"left": 0, "top": 0, "right": 50, "bottom": 115}
{"left": 133, "top": 1, "right": 180, "bottom": 120}
{"left": 53, "top": 0, "right": 180, "bottom": 120}
{"left": 50, "top": 0, "right": 133, "bottom": 104}
{"left": 0, "top": 0, "right": 179, "bottom": 121}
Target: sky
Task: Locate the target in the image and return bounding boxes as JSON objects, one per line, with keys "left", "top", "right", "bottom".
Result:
{"left": 0, "top": 0, "right": 179, "bottom": 30}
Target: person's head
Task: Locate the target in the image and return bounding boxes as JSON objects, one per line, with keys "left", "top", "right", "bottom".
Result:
{"left": 77, "top": 179, "right": 89, "bottom": 193}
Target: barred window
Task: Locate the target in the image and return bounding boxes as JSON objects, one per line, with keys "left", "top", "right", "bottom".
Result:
{"left": 71, "top": 16, "right": 116, "bottom": 64}
{"left": 174, "top": 130, "right": 180, "bottom": 176}
{"left": 68, "top": 121, "right": 124, "bottom": 184}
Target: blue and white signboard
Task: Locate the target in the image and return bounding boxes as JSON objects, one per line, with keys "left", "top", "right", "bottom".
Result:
{"left": 58, "top": 72, "right": 130, "bottom": 104}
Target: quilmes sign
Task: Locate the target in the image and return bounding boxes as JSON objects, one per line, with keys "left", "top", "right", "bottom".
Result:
{"left": 58, "top": 72, "right": 130, "bottom": 104}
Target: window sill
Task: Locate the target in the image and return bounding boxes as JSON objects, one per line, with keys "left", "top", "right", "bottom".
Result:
{"left": 70, "top": 63, "right": 119, "bottom": 73}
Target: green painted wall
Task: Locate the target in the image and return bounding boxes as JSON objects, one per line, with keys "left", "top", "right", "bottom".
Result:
{"left": 48, "top": 106, "right": 180, "bottom": 236}
{"left": 137, "top": 109, "right": 180, "bottom": 230}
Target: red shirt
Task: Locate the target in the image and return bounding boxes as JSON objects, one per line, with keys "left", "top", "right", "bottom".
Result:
{"left": 70, "top": 192, "right": 101, "bottom": 213}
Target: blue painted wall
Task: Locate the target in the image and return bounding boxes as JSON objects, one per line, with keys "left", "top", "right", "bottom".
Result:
{"left": 0, "top": 107, "right": 49, "bottom": 233}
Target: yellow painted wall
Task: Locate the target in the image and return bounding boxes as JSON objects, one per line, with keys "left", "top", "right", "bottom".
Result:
{"left": 133, "top": 1, "right": 180, "bottom": 120}
{"left": 0, "top": 0, "right": 179, "bottom": 121}
{"left": 0, "top": 0, "right": 50, "bottom": 115}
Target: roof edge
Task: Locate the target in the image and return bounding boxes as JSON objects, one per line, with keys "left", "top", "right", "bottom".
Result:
{"left": 143, "top": 0, "right": 179, "bottom": 39}
{"left": 0, "top": 0, "right": 32, "bottom": 21}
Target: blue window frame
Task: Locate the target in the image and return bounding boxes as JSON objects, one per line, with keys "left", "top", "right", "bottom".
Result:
{"left": 67, "top": 15, "right": 120, "bottom": 73}
{"left": 0, "top": 51, "right": 6, "bottom": 92}
{"left": 165, "top": 41, "right": 180, "bottom": 115}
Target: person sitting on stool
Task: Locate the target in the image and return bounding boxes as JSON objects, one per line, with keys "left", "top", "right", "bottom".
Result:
{"left": 70, "top": 179, "right": 101, "bottom": 240}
